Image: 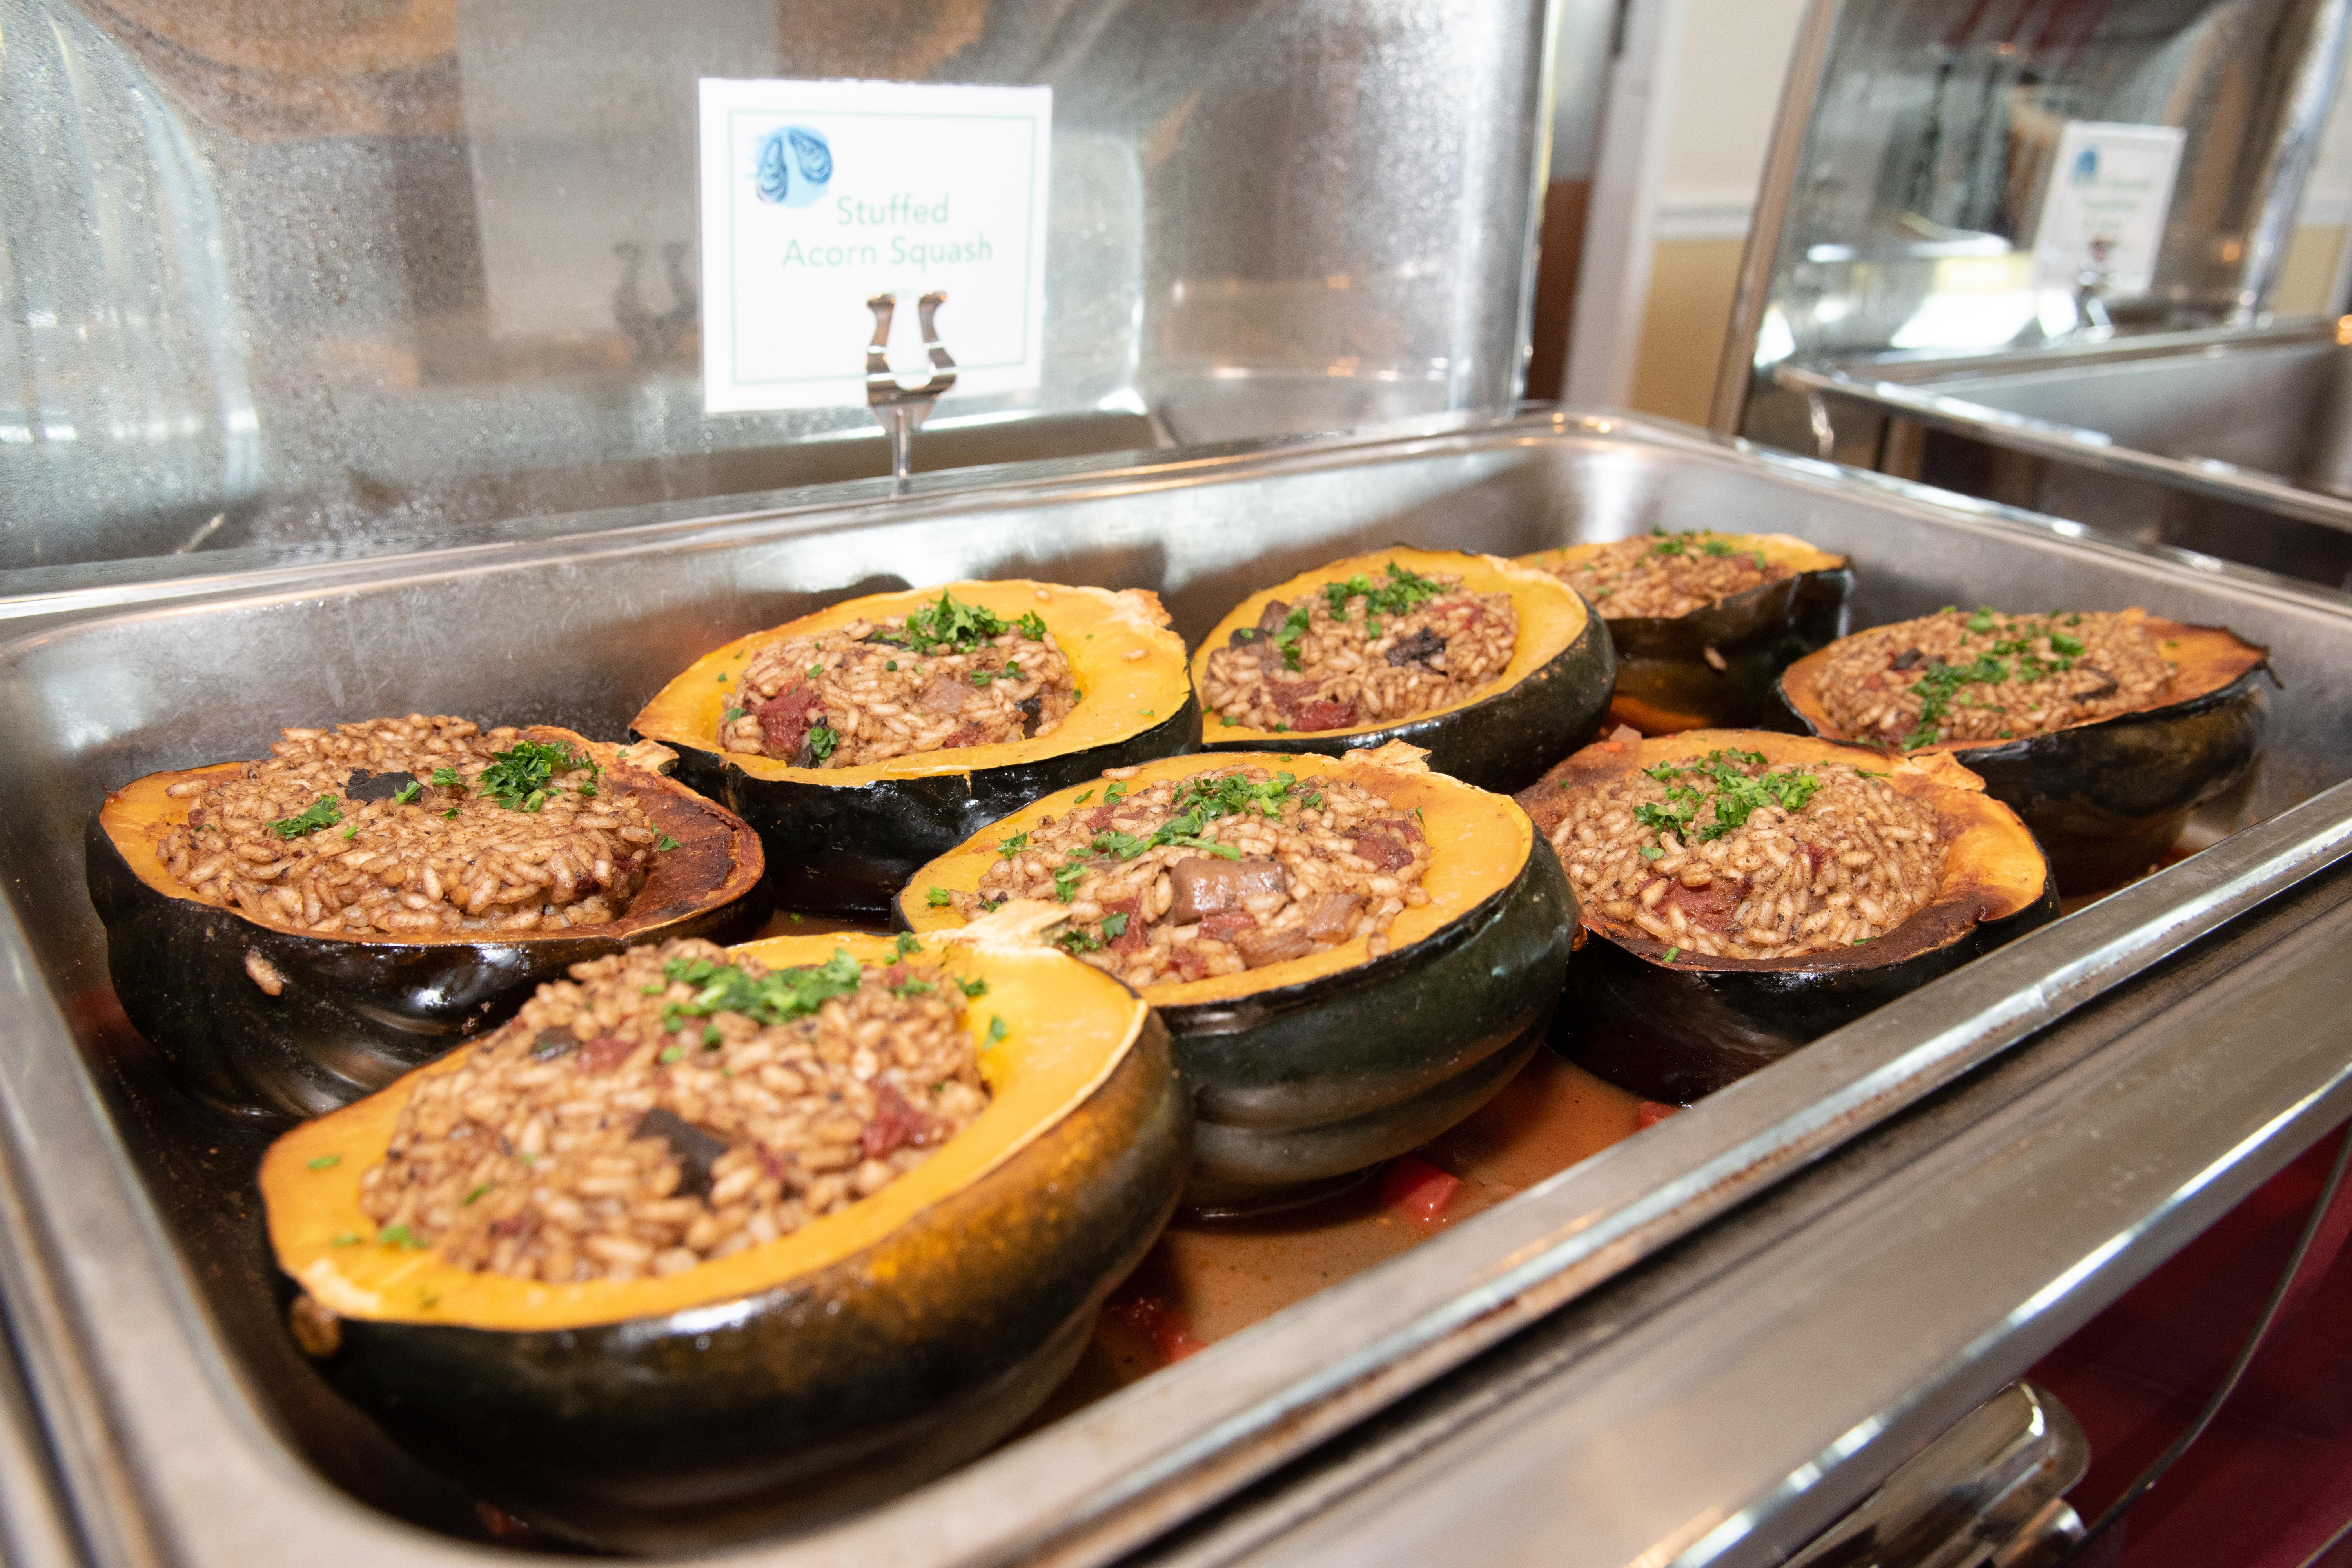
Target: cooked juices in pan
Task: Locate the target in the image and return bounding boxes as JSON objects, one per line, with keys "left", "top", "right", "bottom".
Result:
{"left": 1198, "top": 559, "right": 1517, "bottom": 733}
{"left": 157, "top": 716, "right": 676, "bottom": 936}
{"left": 723, "top": 590, "right": 1076, "bottom": 766}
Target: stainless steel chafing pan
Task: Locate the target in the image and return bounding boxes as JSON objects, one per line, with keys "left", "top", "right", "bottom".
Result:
{"left": 6, "top": 411, "right": 2352, "bottom": 1566}
{"left": 1779, "top": 320, "right": 2352, "bottom": 594}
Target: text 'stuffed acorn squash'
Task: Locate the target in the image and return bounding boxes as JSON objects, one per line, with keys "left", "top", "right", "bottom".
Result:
{"left": 1193, "top": 547, "right": 1615, "bottom": 794}
{"left": 1520, "top": 532, "right": 1851, "bottom": 733}
{"left": 1519, "top": 730, "right": 2055, "bottom": 1103}
{"left": 1776, "top": 612, "right": 2270, "bottom": 894}
{"left": 87, "top": 729, "right": 764, "bottom": 1119}
{"left": 632, "top": 581, "right": 1198, "bottom": 920}
{"left": 897, "top": 746, "right": 1574, "bottom": 1211}
{"left": 262, "top": 931, "right": 1187, "bottom": 1551}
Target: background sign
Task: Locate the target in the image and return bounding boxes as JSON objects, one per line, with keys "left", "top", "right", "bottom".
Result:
{"left": 2029, "top": 120, "right": 2186, "bottom": 299}
{"left": 697, "top": 78, "right": 1052, "bottom": 414}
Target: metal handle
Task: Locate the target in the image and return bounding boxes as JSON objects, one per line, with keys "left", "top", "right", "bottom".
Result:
{"left": 865, "top": 291, "right": 958, "bottom": 494}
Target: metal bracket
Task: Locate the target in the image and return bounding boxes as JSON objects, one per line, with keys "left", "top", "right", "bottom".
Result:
{"left": 865, "top": 291, "right": 958, "bottom": 494}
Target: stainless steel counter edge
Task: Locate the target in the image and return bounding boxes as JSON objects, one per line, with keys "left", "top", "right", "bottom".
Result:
{"left": 1774, "top": 358, "right": 2352, "bottom": 536}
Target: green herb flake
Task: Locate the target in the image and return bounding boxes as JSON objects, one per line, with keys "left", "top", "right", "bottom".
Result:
{"left": 805, "top": 724, "right": 839, "bottom": 764}
{"left": 866, "top": 591, "right": 1017, "bottom": 656}
{"left": 1052, "top": 923, "right": 1104, "bottom": 954}
{"left": 267, "top": 795, "right": 343, "bottom": 839}
{"left": 885, "top": 660, "right": 898, "bottom": 671}
{"left": 956, "top": 976, "right": 988, "bottom": 998}
{"left": 1101, "top": 911, "right": 1130, "bottom": 940}
{"left": 1274, "top": 605, "right": 1312, "bottom": 671}
{"left": 442, "top": 808, "right": 460, "bottom": 819}
{"left": 307, "top": 1154, "right": 341, "bottom": 1171}
{"left": 658, "top": 947, "right": 865, "bottom": 1033}
{"left": 1639, "top": 844, "right": 1664, "bottom": 861}
{"left": 1661, "top": 946, "right": 1682, "bottom": 963}
{"left": 1103, "top": 782, "right": 1128, "bottom": 805}
{"left": 477, "top": 739, "right": 597, "bottom": 812}
{"left": 925, "top": 886, "right": 954, "bottom": 907}
{"left": 997, "top": 830, "right": 1030, "bottom": 859}
{"left": 379, "top": 1223, "right": 427, "bottom": 1250}
{"left": 1702, "top": 537, "right": 1734, "bottom": 557}
{"left": 985, "top": 1016, "right": 1009, "bottom": 1047}
{"left": 894, "top": 932, "right": 922, "bottom": 959}
{"left": 391, "top": 780, "right": 422, "bottom": 805}
{"left": 702, "top": 1024, "right": 722, "bottom": 1047}
{"left": 341, "top": 824, "right": 359, "bottom": 840}
{"left": 1015, "top": 610, "right": 1049, "bottom": 640}
{"left": 330, "top": 1232, "right": 361, "bottom": 1247}
{"left": 658, "top": 1045, "right": 683, "bottom": 1064}
{"left": 649, "top": 832, "right": 677, "bottom": 852}
{"left": 463, "top": 1183, "right": 490, "bottom": 1205}
{"left": 1053, "top": 860, "right": 1087, "bottom": 901}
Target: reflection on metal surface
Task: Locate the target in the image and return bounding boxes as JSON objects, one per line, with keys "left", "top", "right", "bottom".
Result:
{"left": 0, "top": 0, "right": 1552, "bottom": 573}
{"left": 1781, "top": 319, "right": 2352, "bottom": 590}
{"left": 1786, "top": 1383, "right": 2085, "bottom": 1568}
{"left": 0, "top": 414, "right": 2351, "bottom": 1566}
{"left": 1719, "top": 0, "right": 2350, "bottom": 444}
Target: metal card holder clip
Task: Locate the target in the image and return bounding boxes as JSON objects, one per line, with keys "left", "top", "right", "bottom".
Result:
{"left": 865, "top": 291, "right": 957, "bottom": 494}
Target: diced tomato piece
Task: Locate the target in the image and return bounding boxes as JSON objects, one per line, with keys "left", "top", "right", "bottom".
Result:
{"left": 1378, "top": 1154, "right": 1461, "bottom": 1222}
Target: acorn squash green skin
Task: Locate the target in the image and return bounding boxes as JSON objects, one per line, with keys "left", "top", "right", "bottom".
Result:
{"left": 668, "top": 697, "right": 1201, "bottom": 920}
{"left": 1773, "top": 644, "right": 2273, "bottom": 895}
{"left": 1551, "top": 875, "right": 2058, "bottom": 1103}
{"left": 84, "top": 760, "right": 766, "bottom": 1121}
{"left": 312, "top": 1024, "right": 1187, "bottom": 1552}
{"left": 1200, "top": 620, "right": 1616, "bottom": 795}
{"left": 1607, "top": 565, "right": 1853, "bottom": 733}
{"left": 903, "top": 837, "right": 1577, "bottom": 1210}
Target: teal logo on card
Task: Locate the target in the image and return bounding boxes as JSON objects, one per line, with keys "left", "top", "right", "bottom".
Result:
{"left": 755, "top": 126, "right": 833, "bottom": 207}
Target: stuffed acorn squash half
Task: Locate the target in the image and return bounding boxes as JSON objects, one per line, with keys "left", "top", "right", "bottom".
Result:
{"left": 1521, "top": 530, "right": 1851, "bottom": 733}
{"left": 898, "top": 744, "right": 1574, "bottom": 1210}
{"left": 263, "top": 930, "right": 1187, "bottom": 1551}
{"left": 1521, "top": 729, "right": 2055, "bottom": 1103}
{"left": 633, "top": 581, "right": 1197, "bottom": 919}
{"left": 87, "top": 718, "right": 764, "bottom": 1118}
{"left": 1193, "top": 546, "right": 1614, "bottom": 794}
{"left": 1775, "top": 606, "right": 2271, "bottom": 893}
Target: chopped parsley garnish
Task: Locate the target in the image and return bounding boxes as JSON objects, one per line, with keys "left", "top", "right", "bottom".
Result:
{"left": 894, "top": 932, "right": 922, "bottom": 959}
{"left": 1103, "top": 782, "right": 1128, "bottom": 805}
{"left": 659, "top": 947, "right": 863, "bottom": 1032}
{"left": 1072, "top": 789, "right": 1094, "bottom": 804}
{"left": 477, "top": 739, "right": 598, "bottom": 813}
{"left": 805, "top": 724, "right": 839, "bottom": 764}
{"left": 463, "top": 1184, "right": 490, "bottom": 1205}
{"left": 658, "top": 1045, "right": 683, "bottom": 1063}
{"left": 1274, "top": 606, "right": 1312, "bottom": 671}
{"left": 807, "top": 663, "right": 826, "bottom": 678}
{"left": 267, "top": 795, "right": 343, "bottom": 839}
{"left": 1633, "top": 750, "right": 1822, "bottom": 842}
{"left": 985, "top": 1016, "right": 1009, "bottom": 1047}
{"left": 653, "top": 833, "right": 679, "bottom": 851}
{"left": 391, "top": 780, "right": 422, "bottom": 806}
{"left": 1015, "top": 610, "right": 1049, "bottom": 640}
{"left": 430, "top": 767, "right": 460, "bottom": 788}
{"left": 891, "top": 976, "right": 935, "bottom": 997}
{"left": 341, "top": 824, "right": 359, "bottom": 840}
{"left": 306, "top": 1154, "right": 341, "bottom": 1170}
{"left": 724, "top": 706, "right": 746, "bottom": 721}
{"left": 926, "top": 886, "right": 955, "bottom": 907}
{"left": 956, "top": 976, "right": 988, "bottom": 998}
{"left": 997, "top": 831, "right": 1030, "bottom": 858}
{"left": 1053, "top": 860, "right": 1087, "bottom": 901}
{"left": 1702, "top": 537, "right": 1734, "bottom": 557}
{"left": 1321, "top": 561, "right": 1448, "bottom": 622}
{"left": 1101, "top": 911, "right": 1130, "bottom": 940}
{"left": 1661, "top": 946, "right": 1681, "bottom": 963}
{"left": 867, "top": 591, "right": 1020, "bottom": 655}
{"left": 1053, "top": 923, "right": 1105, "bottom": 953}
{"left": 378, "top": 1223, "right": 427, "bottom": 1250}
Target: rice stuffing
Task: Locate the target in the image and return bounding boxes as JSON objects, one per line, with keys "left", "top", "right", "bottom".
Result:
{"left": 1200, "top": 561, "right": 1517, "bottom": 733}
{"left": 723, "top": 591, "right": 1077, "bottom": 766}
{"left": 1811, "top": 607, "right": 2175, "bottom": 748}
{"left": 1532, "top": 531, "right": 1793, "bottom": 618}
{"left": 1550, "top": 747, "right": 1946, "bottom": 959}
{"left": 936, "top": 765, "right": 1435, "bottom": 984}
{"left": 356, "top": 937, "right": 992, "bottom": 1282}
{"left": 158, "top": 716, "right": 675, "bottom": 936}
